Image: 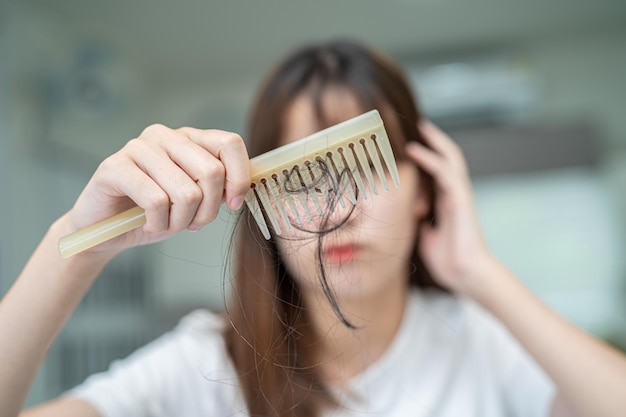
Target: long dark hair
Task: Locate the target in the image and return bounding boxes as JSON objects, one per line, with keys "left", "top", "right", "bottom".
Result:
{"left": 222, "top": 39, "right": 441, "bottom": 417}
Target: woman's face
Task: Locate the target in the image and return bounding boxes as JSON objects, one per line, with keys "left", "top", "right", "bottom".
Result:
{"left": 274, "top": 91, "right": 428, "bottom": 307}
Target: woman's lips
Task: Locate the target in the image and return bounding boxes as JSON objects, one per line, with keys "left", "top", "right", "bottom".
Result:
{"left": 324, "top": 244, "right": 361, "bottom": 263}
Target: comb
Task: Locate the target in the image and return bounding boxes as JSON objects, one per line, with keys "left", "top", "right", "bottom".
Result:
{"left": 245, "top": 109, "right": 400, "bottom": 239}
{"left": 58, "top": 109, "right": 399, "bottom": 258}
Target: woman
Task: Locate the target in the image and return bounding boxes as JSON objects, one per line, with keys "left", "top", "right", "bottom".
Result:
{"left": 2, "top": 40, "right": 626, "bottom": 417}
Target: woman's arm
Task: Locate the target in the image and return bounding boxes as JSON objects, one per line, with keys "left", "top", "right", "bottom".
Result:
{"left": 0, "top": 125, "right": 251, "bottom": 417}
{"left": 20, "top": 397, "right": 100, "bottom": 417}
{"left": 473, "top": 256, "right": 626, "bottom": 417}
{"left": 474, "top": 261, "right": 626, "bottom": 417}
{"left": 407, "top": 121, "right": 626, "bottom": 417}
{"left": 0, "top": 218, "right": 111, "bottom": 417}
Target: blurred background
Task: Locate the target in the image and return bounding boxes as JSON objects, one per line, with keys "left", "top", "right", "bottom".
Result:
{"left": 1, "top": 0, "right": 625, "bottom": 407}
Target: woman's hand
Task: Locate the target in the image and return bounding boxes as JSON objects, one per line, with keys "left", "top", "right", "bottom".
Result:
{"left": 408, "top": 122, "right": 626, "bottom": 417}
{"left": 62, "top": 124, "right": 251, "bottom": 258}
{"left": 406, "top": 121, "right": 493, "bottom": 298}
{"left": 0, "top": 124, "right": 251, "bottom": 417}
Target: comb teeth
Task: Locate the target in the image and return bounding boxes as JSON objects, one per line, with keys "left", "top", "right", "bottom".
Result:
{"left": 245, "top": 109, "right": 400, "bottom": 239}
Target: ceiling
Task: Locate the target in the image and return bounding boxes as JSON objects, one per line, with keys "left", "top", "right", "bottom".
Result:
{"left": 9, "top": 0, "right": 626, "bottom": 85}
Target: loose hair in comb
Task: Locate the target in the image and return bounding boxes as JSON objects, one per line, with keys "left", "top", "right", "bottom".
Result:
{"left": 244, "top": 109, "right": 400, "bottom": 239}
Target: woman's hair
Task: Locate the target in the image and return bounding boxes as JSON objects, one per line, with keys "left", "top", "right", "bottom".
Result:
{"left": 222, "top": 39, "right": 441, "bottom": 417}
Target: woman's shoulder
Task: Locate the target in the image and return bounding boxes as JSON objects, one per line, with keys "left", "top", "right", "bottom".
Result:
{"left": 164, "top": 308, "right": 230, "bottom": 363}
{"left": 174, "top": 308, "right": 227, "bottom": 337}
{"left": 67, "top": 309, "right": 240, "bottom": 416}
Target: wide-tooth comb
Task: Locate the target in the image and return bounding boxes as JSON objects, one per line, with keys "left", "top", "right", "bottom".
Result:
{"left": 57, "top": 110, "right": 399, "bottom": 258}
{"left": 245, "top": 109, "right": 400, "bottom": 239}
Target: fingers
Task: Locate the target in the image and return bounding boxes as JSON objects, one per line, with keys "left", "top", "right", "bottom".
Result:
{"left": 97, "top": 153, "right": 172, "bottom": 233}
{"left": 126, "top": 136, "right": 210, "bottom": 232}
{"left": 418, "top": 120, "right": 468, "bottom": 172}
{"left": 406, "top": 121, "right": 469, "bottom": 192}
{"left": 405, "top": 141, "right": 448, "bottom": 188}
{"left": 110, "top": 124, "right": 250, "bottom": 234}
{"left": 177, "top": 127, "right": 251, "bottom": 209}
{"left": 406, "top": 142, "right": 460, "bottom": 194}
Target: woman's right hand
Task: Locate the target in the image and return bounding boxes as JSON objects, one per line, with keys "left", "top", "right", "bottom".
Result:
{"left": 61, "top": 124, "right": 251, "bottom": 258}
{"left": 1, "top": 124, "right": 252, "bottom": 417}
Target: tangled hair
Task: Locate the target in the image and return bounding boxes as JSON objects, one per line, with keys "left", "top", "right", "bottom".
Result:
{"left": 222, "top": 39, "right": 443, "bottom": 417}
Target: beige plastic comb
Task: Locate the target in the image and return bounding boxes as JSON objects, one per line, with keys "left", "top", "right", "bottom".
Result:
{"left": 244, "top": 109, "right": 400, "bottom": 239}
{"left": 58, "top": 109, "right": 399, "bottom": 258}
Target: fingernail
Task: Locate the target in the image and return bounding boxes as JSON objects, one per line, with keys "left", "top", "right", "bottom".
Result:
{"left": 230, "top": 196, "right": 244, "bottom": 210}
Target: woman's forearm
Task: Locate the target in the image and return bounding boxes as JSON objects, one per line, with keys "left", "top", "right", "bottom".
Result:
{"left": 475, "top": 259, "right": 626, "bottom": 417}
{"left": 0, "top": 215, "right": 112, "bottom": 417}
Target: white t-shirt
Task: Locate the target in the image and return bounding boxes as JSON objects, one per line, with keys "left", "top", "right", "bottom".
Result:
{"left": 68, "top": 290, "right": 556, "bottom": 417}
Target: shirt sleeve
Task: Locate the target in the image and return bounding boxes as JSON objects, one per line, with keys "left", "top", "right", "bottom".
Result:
{"left": 65, "top": 310, "right": 227, "bottom": 417}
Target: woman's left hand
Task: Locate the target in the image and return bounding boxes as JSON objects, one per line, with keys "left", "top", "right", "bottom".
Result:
{"left": 406, "top": 121, "right": 494, "bottom": 298}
